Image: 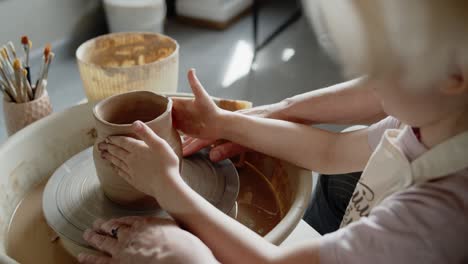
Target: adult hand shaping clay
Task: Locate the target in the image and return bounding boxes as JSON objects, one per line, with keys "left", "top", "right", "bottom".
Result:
{"left": 78, "top": 217, "right": 218, "bottom": 264}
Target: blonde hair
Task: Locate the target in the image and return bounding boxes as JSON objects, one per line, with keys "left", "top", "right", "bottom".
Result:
{"left": 303, "top": 0, "right": 468, "bottom": 90}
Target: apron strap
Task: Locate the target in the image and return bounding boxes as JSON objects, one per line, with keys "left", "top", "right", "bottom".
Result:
{"left": 411, "top": 131, "right": 468, "bottom": 183}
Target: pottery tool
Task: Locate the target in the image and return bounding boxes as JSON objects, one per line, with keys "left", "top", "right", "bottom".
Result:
{"left": 21, "top": 36, "right": 32, "bottom": 83}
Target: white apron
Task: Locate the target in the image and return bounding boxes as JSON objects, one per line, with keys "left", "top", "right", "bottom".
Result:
{"left": 341, "top": 127, "right": 468, "bottom": 227}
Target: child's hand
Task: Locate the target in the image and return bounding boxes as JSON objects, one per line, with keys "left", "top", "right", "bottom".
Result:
{"left": 172, "top": 69, "right": 228, "bottom": 152}
{"left": 182, "top": 104, "right": 284, "bottom": 161}
{"left": 99, "top": 121, "right": 181, "bottom": 199}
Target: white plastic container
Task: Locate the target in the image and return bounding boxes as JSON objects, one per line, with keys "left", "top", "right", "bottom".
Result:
{"left": 176, "top": 0, "right": 252, "bottom": 24}
{"left": 104, "top": 0, "right": 167, "bottom": 33}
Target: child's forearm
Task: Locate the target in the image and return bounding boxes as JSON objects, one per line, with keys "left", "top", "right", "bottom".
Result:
{"left": 160, "top": 177, "right": 321, "bottom": 264}
{"left": 161, "top": 179, "right": 280, "bottom": 263}
{"left": 220, "top": 112, "right": 339, "bottom": 172}
{"left": 274, "top": 77, "right": 386, "bottom": 125}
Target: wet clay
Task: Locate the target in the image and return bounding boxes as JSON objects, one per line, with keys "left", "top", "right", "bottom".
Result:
{"left": 98, "top": 96, "right": 165, "bottom": 125}
{"left": 93, "top": 91, "right": 182, "bottom": 208}
{"left": 236, "top": 163, "right": 282, "bottom": 236}
{"left": 7, "top": 183, "right": 78, "bottom": 264}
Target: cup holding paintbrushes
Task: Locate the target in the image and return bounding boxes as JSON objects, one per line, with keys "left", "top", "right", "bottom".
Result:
{"left": 0, "top": 38, "right": 53, "bottom": 136}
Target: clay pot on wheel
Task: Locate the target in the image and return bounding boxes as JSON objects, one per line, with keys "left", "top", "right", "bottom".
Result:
{"left": 93, "top": 91, "right": 182, "bottom": 209}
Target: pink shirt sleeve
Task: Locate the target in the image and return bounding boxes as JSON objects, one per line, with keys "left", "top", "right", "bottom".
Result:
{"left": 318, "top": 173, "right": 468, "bottom": 264}
{"left": 367, "top": 116, "right": 401, "bottom": 151}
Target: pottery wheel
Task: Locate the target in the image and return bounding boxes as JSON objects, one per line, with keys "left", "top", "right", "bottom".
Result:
{"left": 43, "top": 147, "right": 239, "bottom": 247}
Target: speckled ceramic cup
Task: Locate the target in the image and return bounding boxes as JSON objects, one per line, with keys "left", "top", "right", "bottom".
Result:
{"left": 2, "top": 90, "right": 52, "bottom": 136}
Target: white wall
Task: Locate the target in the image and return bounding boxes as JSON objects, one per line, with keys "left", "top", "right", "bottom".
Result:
{"left": 0, "top": 0, "right": 100, "bottom": 53}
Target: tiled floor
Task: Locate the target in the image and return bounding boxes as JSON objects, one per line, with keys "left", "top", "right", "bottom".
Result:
{"left": 0, "top": 2, "right": 343, "bottom": 143}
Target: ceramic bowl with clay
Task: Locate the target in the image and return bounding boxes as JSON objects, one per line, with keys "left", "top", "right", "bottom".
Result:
{"left": 76, "top": 32, "right": 179, "bottom": 101}
{"left": 0, "top": 94, "right": 312, "bottom": 264}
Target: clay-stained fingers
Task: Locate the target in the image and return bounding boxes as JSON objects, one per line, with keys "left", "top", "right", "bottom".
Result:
{"left": 91, "top": 220, "right": 131, "bottom": 243}
{"left": 183, "top": 138, "right": 214, "bottom": 157}
{"left": 105, "top": 216, "right": 143, "bottom": 227}
{"left": 182, "top": 136, "right": 196, "bottom": 147}
{"left": 115, "top": 167, "right": 132, "bottom": 183}
{"left": 171, "top": 97, "right": 193, "bottom": 112}
{"left": 106, "top": 136, "right": 143, "bottom": 152}
{"left": 142, "top": 217, "right": 178, "bottom": 228}
{"left": 131, "top": 121, "right": 168, "bottom": 150}
{"left": 101, "top": 152, "right": 130, "bottom": 173}
{"left": 115, "top": 226, "right": 132, "bottom": 242}
{"left": 83, "top": 229, "right": 119, "bottom": 256}
{"left": 95, "top": 217, "right": 142, "bottom": 236}
{"left": 209, "top": 142, "right": 248, "bottom": 162}
{"left": 77, "top": 253, "right": 112, "bottom": 264}
{"left": 92, "top": 219, "right": 108, "bottom": 233}
{"left": 99, "top": 143, "right": 129, "bottom": 160}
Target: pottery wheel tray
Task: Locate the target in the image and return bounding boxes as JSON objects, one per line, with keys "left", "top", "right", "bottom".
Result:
{"left": 43, "top": 147, "right": 239, "bottom": 247}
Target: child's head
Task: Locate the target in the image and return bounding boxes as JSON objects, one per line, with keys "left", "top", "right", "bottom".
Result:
{"left": 304, "top": 0, "right": 468, "bottom": 127}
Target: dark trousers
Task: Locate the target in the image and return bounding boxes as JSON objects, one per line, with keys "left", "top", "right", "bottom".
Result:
{"left": 303, "top": 172, "right": 362, "bottom": 235}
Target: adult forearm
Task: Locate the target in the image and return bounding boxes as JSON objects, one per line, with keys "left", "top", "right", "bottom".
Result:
{"left": 273, "top": 77, "right": 386, "bottom": 125}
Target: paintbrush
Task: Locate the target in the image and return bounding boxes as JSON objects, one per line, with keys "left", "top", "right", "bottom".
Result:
{"left": 21, "top": 36, "right": 31, "bottom": 84}
{"left": 0, "top": 56, "right": 13, "bottom": 83}
{"left": 7, "top": 42, "right": 17, "bottom": 60}
{"left": 35, "top": 52, "right": 54, "bottom": 99}
{"left": 1, "top": 46, "right": 14, "bottom": 67}
{"left": 42, "top": 52, "right": 54, "bottom": 81}
{"left": 0, "top": 62, "right": 18, "bottom": 102}
{"left": 34, "top": 45, "right": 52, "bottom": 99}
{"left": 22, "top": 69, "right": 33, "bottom": 100}
{"left": 0, "top": 82, "right": 14, "bottom": 102}
{"left": 0, "top": 47, "right": 14, "bottom": 75}
{"left": 13, "top": 59, "right": 25, "bottom": 103}
{"left": 34, "top": 44, "right": 51, "bottom": 94}
{"left": 0, "top": 63, "right": 15, "bottom": 98}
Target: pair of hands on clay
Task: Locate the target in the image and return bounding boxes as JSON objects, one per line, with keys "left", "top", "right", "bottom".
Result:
{"left": 78, "top": 217, "right": 218, "bottom": 264}
{"left": 96, "top": 69, "right": 278, "bottom": 200}
{"left": 82, "top": 69, "right": 285, "bottom": 263}
{"left": 96, "top": 69, "right": 232, "bottom": 199}
{"left": 181, "top": 88, "right": 285, "bottom": 163}
{"left": 80, "top": 69, "right": 244, "bottom": 263}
